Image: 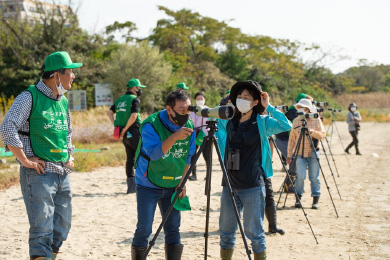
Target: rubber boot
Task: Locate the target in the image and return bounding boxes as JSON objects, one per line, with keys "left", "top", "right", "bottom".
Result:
{"left": 254, "top": 251, "right": 267, "bottom": 260}
{"left": 295, "top": 194, "right": 302, "bottom": 208}
{"left": 265, "top": 206, "right": 285, "bottom": 235}
{"left": 165, "top": 244, "right": 184, "bottom": 260}
{"left": 312, "top": 196, "right": 320, "bottom": 209}
{"left": 220, "top": 248, "right": 234, "bottom": 260}
{"left": 131, "top": 246, "right": 147, "bottom": 260}
{"left": 127, "top": 177, "right": 136, "bottom": 194}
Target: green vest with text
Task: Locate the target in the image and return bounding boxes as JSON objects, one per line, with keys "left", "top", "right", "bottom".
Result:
{"left": 114, "top": 94, "right": 141, "bottom": 127}
{"left": 135, "top": 112, "right": 193, "bottom": 188}
{"left": 27, "top": 86, "right": 69, "bottom": 162}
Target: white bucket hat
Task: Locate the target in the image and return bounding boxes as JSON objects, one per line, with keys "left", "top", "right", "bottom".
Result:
{"left": 295, "top": 98, "right": 315, "bottom": 113}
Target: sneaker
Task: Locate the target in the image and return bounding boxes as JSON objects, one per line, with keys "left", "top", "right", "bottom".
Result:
{"left": 188, "top": 175, "right": 197, "bottom": 181}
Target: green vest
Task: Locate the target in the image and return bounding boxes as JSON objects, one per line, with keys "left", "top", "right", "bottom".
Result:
{"left": 27, "top": 86, "right": 69, "bottom": 162}
{"left": 114, "top": 94, "right": 141, "bottom": 127}
{"left": 135, "top": 112, "right": 193, "bottom": 188}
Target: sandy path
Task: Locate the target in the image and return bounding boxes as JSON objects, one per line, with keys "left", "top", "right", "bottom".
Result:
{"left": 0, "top": 122, "right": 389, "bottom": 259}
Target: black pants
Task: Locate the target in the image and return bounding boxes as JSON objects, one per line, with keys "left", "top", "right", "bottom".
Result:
{"left": 265, "top": 177, "right": 275, "bottom": 207}
{"left": 191, "top": 144, "right": 211, "bottom": 176}
{"left": 346, "top": 130, "right": 359, "bottom": 153}
{"left": 122, "top": 130, "right": 140, "bottom": 178}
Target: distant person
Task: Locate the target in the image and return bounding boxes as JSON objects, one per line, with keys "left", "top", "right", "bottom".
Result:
{"left": 0, "top": 51, "right": 82, "bottom": 260}
{"left": 287, "top": 99, "right": 325, "bottom": 210}
{"left": 345, "top": 102, "right": 362, "bottom": 155}
{"left": 188, "top": 91, "right": 210, "bottom": 181}
{"left": 176, "top": 82, "right": 189, "bottom": 90}
{"left": 131, "top": 89, "right": 196, "bottom": 259}
{"left": 107, "top": 78, "right": 146, "bottom": 193}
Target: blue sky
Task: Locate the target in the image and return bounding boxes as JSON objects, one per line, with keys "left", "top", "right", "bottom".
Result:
{"left": 73, "top": 0, "right": 390, "bottom": 73}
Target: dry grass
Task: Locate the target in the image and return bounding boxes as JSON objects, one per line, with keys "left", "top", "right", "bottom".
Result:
{"left": 334, "top": 92, "right": 390, "bottom": 109}
{"left": 0, "top": 164, "right": 19, "bottom": 191}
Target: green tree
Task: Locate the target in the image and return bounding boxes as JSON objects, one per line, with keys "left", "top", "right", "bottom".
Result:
{"left": 104, "top": 42, "right": 172, "bottom": 113}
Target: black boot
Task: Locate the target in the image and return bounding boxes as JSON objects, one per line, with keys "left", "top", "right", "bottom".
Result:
{"left": 265, "top": 206, "right": 285, "bottom": 235}
{"left": 165, "top": 244, "right": 184, "bottom": 260}
{"left": 127, "top": 177, "right": 136, "bottom": 194}
{"left": 131, "top": 246, "right": 147, "bottom": 260}
{"left": 295, "top": 194, "right": 302, "bottom": 208}
{"left": 312, "top": 196, "right": 320, "bottom": 209}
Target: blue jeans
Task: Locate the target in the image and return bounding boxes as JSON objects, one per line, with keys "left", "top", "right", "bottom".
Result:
{"left": 295, "top": 150, "right": 321, "bottom": 197}
{"left": 132, "top": 185, "right": 181, "bottom": 247}
{"left": 219, "top": 185, "right": 266, "bottom": 253}
{"left": 19, "top": 166, "right": 72, "bottom": 258}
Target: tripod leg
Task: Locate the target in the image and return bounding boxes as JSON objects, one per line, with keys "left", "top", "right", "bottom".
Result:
{"left": 324, "top": 137, "right": 341, "bottom": 178}
{"left": 320, "top": 140, "right": 342, "bottom": 200}
{"left": 142, "top": 139, "right": 208, "bottom": 260}
{"left": 306, "top": 130, "right": 339, "bottom": 218}
{"left": 204, "top": 138, "right": 213, "bottom": 259}
{"left": 333, "top": 121, "right": 351, "bottom": 166}
{"left": 212, "top": 138, "right": 253, "bottom": 260}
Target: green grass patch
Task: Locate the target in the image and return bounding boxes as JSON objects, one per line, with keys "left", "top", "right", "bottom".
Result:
{"left": 73, "top": 141, "right": 127, "bottom": 172}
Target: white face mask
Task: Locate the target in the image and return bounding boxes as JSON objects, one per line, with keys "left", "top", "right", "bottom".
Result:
{"left": 297, "top": 108, "right": 306, "bottom": 114}
{"left": 236, "top": 98, "right": 252, "bottom": 113}
{"left": 56, "top": 75, "right": 68, "bottom": 95}
{"left": 350, "top": 107, "right": 357, "bottom": 112}
{"left": 196, "top": 99, "right": 205, "bottom": 106}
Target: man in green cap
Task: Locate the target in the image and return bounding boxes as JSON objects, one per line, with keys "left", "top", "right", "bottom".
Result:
{"left": 0, "top": 51, "right": 82, "bottom": 259}
{"left": 176, "top": 82, "right": 189, "bottom": 90}
{"left": 107, "top": 78, "right": 146, "bottom": 194}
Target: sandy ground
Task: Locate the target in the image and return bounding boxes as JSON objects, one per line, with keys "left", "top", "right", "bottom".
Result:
{"left": 1, "top": 122, "right": 390, "bottom": 259}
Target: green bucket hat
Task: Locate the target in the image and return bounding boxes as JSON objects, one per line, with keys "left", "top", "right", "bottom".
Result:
{"left": 44, "top": 51, "right": 82, "bottom": 72}
{"left": 177, "top": 82, "right": 189, "bottom": 90}
{"left": 127, "top": 78, "right": 146, "bottom": 88}
{"left": 295, "top": 93, "right": 307, "bottom": 103}
{"left": 195, "top": 129, "right": 206, "bottom": 146}
{"left": 171, "top": 191, "right": 191, "bottom": 211}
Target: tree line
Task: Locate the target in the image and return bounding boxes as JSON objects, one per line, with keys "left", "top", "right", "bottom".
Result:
{"left": 1, "top": 3, "right": 389, "bottom": 113}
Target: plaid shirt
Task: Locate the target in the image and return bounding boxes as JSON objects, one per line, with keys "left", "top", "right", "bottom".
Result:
{"left": 287, "top": 117, "right": 325, "bottom": 158}
{"left": 0, "top": 80, "right": 74, "bottom": 175}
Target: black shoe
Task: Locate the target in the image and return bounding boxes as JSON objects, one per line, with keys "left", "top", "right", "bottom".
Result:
{"left": 312, "top": 196, "right": 320, "bottom": 209}
{"left": 344, "top": 149, "right": 350, "bottom": 154}
{"left": 295, "top": 194, "right": 302, "bottom": 208}
{"left": 188, "top": 174, "right": 197, "bottom": 181}
{"left": 356, "top": 151, "right": 362, "bottom": 155}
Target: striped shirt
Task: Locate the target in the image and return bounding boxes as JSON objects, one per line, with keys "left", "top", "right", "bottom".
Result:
{"left": 287, "top": 117, "right": 325, "bottom": 158}
{"left": 0, "top": 80, "right": 74, "bottom": 175}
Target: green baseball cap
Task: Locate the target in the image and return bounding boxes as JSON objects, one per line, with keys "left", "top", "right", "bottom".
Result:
{"left": 127, "top": 78, "right": 146, "bottom": 88}
{"left": 171, "top": 191, "right": 191, "bottom": 211}
{"left": 177, "top": 82, "right": 189, "bottom": 90}
{"left": 295, "top": 93, "right": 307, "bottom": 103}
{"left": 44, "top": 51, "right": 82, "bottom": 72}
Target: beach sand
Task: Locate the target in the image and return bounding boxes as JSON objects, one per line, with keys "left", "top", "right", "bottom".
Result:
{"left": 1, "top": 122, "right": 389, "bottom": 259}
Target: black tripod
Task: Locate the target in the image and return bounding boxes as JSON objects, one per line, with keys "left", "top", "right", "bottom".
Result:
{"left": 142, "top": 120, "right": 253, "bottom": 260}
{"left": 320, "top": 140, "right": 342, "bottom": 200}
{"left": 327, "top": 110, "right": 351, "bottom": 166}
{"left": 280, "top": 118, "right": 339, "bottom": 218}
{"left": 270, "top": 137, "right": 319, "bottom": 244}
